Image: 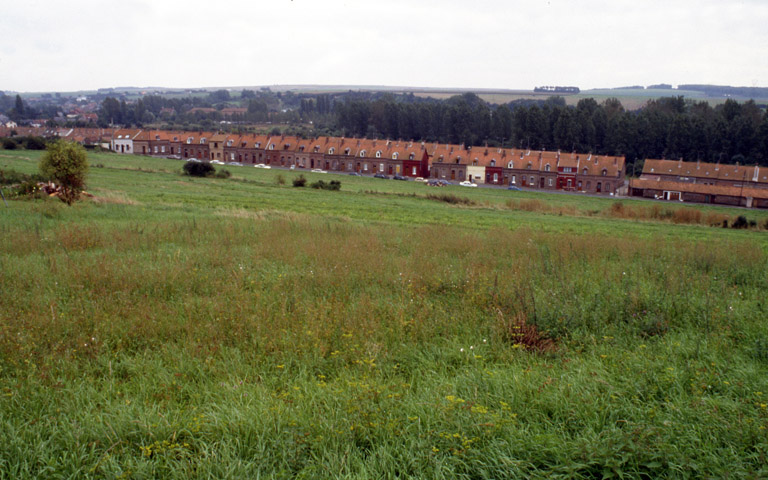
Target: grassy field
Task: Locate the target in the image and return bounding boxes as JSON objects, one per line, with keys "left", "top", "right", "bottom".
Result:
{"left": 2, "top": 150, "right": 768, "bottom": 478}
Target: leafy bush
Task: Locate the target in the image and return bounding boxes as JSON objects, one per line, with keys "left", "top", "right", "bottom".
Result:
{"left": 732, "top": 215, "right": 749, "bottom": 229}
{"left": 12, "top": 180, "right": 46, "bottom": 198}
{"left": 292, "top": 175, "right": 307, "bottom": 187}
{"left": 2, "top": 138, "right": 17, "bottom": 150}
{"left": 310, "top": 180, "right": 341, "bottom": 191}
{"left": 215, "top": 169, "right": 231, "bottom": 179}
{"left": 24, "top": 136, "right": 47, "bottom": 150}
{"left": 183, "top": 161, "right": 215, "bottom": 177}
{"left": 39, "top": 141, "right": 89, "bottom": 205}
{"left": 0, "top": 168, "right": 35, "bottom": 185}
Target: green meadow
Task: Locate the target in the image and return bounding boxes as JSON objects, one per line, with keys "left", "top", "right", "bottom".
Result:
{"left": 1, "top": 150, "right": 767, "bottom": 478}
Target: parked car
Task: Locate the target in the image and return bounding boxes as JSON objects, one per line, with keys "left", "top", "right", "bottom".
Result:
{"left": 186, "top": 158, "right": 201, "bottom": 163}
{"left": 227, "top": 162, "right": 243, "bottom": 166}
{"left": 374, "top": 173, "right": 390, "bottom": 179}
{"left": 211, "top": 160, "right": 225, "bottom": 165}
{"left": 311, "top": 168, "right": 328, "bottom": 173}
{"left": 507, "top": 185, "right": 521, "bottom": 191}
{"left": 414, "top": 177, "right": 427, "bottom": 182}
{"left": 459, "top": 180, "right": 478, "bottom": 187}
{"left": 254, "top": 163, "right": 271, "bottom": 169}
{"left": 393, "top": 174, "right": 408, "bottom": 181}
{"left": 167, "top": 155, "right": 181, "bottom": 160}
{"left": 427, "top": 179, "right": 451, "bottom": 187}
{"left": 348, "top": 172, "right": 362, "bottom": 176}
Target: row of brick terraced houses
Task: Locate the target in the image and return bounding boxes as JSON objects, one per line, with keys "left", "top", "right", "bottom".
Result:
{"left": 111, "top": 129, "right": 627, "bottom": 194}
{"left": 630, "top": 159, "right": 768, "bottom": 208}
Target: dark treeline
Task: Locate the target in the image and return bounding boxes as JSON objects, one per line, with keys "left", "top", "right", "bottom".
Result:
{"left": 90, "top": 88, "right": 768, "bottom": 171}
{"left": 333, "top": 93, "right": 768, "bottom": 170}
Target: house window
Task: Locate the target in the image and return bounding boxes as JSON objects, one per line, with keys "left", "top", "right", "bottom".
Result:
{"left": 526, "top": 163, "right": 532, "bottom": 170}
{"left": 548, "top": 178, "right": 554, "bottom": 187}
{"left": 511, "top": 175, "right": 516, "bottom": 184}
{"left": 601, "top": 169, "right": 607, "bottom": 176}
{"left": 508, "top": 162, "right": 514, "bottom": 168}
{"left": 493, "top": 173, "right": 498, "bottom": 182}
{"left": 376, "top": 150, "right": 382, "bottom": 158}
{"left": 363, "top": 163, "right": 368, "bottom": 171}
{"left": 161, "top": 146, "right": 165, "bottom": 153}
{"left": 380, "top": 163, "right": 384, "bottom": 171}
{"left": 412, "top": 166, "right": 417, "bottom": 175}
{"left": 409, "top": 153, "right": 414, "bottom": 160}
{"left": 269, "top": 144, "right": 275, "bottom": 150}
{"left": 328, "top": 148, "right": 335, "bottom": 155}
{"left": 153, "top": 146, "right": 158, "bottom": 153}
{"left": 530, "top": 176, "right": 534, "bottom": 184}
{"left": 545, "top": 164, "right": 550, "bottom": 172}
{"left": 583, "top": 168, "right": 588, "bottom": 175}
{"left": 230, "top": 153, "right": 235, "bottom": 160}
{"left": 392, "top": 152, "right": 399, "bottom": 160}
{"left": 360, "top": 150, "right": 366, "bottom": 157}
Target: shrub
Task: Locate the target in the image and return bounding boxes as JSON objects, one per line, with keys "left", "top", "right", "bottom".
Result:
{"left": 0, "top": 168, "right": 33, "bottom": 185}
{"left": 215, "top": 169, "right": 231, "bottom": 179}
{"left": 39, "top": 141, "right": 89, "bottom": 205}
{"left": 12, "top": 180, "right": 45, "bottom": 198}
{"left": 427, "top": 193, "right": 475, "bottom": 205}
{"left": 732, "top": 215, "right": 749, "bottom": 229}
{"left": 183, "top": 161, "right": 215, "bottom": 177}
{"left": 310, "top": 180, "right": 341, "bottom": 191}
{"left": 2, "top": 138, "right": 17, "bottom": 150}
{"left": 293, "top": 175, "right": 307, "bottom": 187}
{"left": 276, "top": 174, "right": 286, "bottom": 185}
{"left": 24, "top": 136, "right": 47, "bottom": 150}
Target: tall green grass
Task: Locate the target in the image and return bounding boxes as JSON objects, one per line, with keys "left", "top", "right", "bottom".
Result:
{"left": 1, "top": 150, "right": 767, "bottom": 477}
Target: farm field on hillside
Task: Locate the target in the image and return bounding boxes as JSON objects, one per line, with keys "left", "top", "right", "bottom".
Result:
{"left": 1, "top": 150, "right": 768, "bottom": 478}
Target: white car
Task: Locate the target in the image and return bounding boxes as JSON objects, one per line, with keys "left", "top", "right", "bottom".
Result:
{"left": 311, "top": 168, "right": 328, "bottom": 173}
{"left": 211, "top": 160, "right": 225, "bottom": 165}
{"left": 186, "top": 158, "right": 201, "bottom": 163}
{"left": 227, "top": 162, "right": 243, "bottom": 166}
{"left": 254, "top": 163, "right": 271, "bottom": 169}
{"left": 414, "top": 177, "right": 428, "bottom": 183}
{"left": 459, "top": 181, "right": 478, "bottom": 187}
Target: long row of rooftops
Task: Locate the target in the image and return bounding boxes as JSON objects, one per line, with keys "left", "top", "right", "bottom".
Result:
{"left": 642, "top": 158, "right": 767, "bottom": 184}
{"left": 113, "top": 129, "right": 625, "bottom": 172}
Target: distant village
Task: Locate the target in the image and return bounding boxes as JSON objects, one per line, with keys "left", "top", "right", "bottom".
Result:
{"left": 1, "top": 124, "right": 766, "bottom": 208}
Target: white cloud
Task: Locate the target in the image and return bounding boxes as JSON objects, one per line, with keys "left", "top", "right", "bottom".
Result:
{"left": 0, "top": 0, "right": 766, "bottom": 92}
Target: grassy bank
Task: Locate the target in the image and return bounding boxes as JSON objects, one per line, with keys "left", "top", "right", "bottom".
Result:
{"left": 1, "top": 150, "right": 767, "bottom": 478}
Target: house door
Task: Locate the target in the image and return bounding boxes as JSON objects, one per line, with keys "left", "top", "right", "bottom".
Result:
{"left": 596, "top": 182, "right": 602, "bottom": 193}
{"left": 540, "top": 177, "right": 545, "bottom": 188}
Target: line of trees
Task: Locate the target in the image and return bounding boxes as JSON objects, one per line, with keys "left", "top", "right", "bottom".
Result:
{"left": 333, "top": 94, "right": 768, "bottom": 170}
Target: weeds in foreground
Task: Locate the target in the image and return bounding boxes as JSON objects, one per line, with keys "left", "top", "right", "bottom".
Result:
{"left": 427, "top": 193, "right": 475, "bottom": 205}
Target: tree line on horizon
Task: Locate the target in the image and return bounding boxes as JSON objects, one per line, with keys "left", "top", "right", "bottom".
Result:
{"left": 332, "top": 93, "right": 768, "bottom": 172}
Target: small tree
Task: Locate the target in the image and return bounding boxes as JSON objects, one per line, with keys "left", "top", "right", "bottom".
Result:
{"left": 39, "top": 141, "right": 88, "bottom": 205}
{"left": 183, "top": 161, "right": 215, "bottom": 177}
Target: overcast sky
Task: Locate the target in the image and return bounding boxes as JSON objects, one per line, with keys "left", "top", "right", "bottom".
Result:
{"left": 1, "top": 0, "right": 767, "bottom": 93}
